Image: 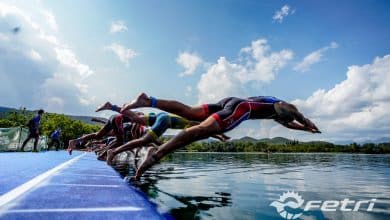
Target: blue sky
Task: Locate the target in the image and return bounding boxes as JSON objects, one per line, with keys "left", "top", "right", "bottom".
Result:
{"left": 0, "top": 0, "right": 389, "bottom": 142}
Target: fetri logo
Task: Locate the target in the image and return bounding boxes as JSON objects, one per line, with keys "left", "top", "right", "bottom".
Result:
{"left": 270, "top": 191, "right": 304, "bottom": 219}
{"left": 270, "top": 191, "right": 377, "bottom": 219}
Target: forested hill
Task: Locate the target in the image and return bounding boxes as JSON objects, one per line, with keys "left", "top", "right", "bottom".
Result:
{"left": 233, "top": 136, "right": 333, "bottom": 145}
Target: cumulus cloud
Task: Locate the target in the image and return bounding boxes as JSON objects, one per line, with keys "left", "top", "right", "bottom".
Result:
{"left": 0, "top": 2, "right": 95, "bottom": 114}
{"left": 41, "top": 9, "right": 58, "bottom": 31}
{"left": 0, "top": 32, "right": 10, "bottom": 41}
{"left": 185, "top": 85, "right": 192, "bottom": 97}
{"left": 26, "top": 48, "right": 42, "bottom": 61}
{"left": 292, "top": 55, "right": 390, "bottom": 142}
{"left": 272, "top": 5, "right": 294, "bottom": 23}
{"left": 54, "top": 47, "right": 93, "bottom": 78}
{"left": 104, "top": 43, "right": 137, "bottom": 65}
{"left": 109, "top": 20, "right": 128, "bottom": 34}
{"left": 197, "top": 38, "right": 293, "bottom": 103}
{"left": 176, "top": 52, "right": 203, "bottom": 77}
{"left": 197, "top": 57, "right": 247, "bottom": 102}
{"left": 294, "top": 42, "right": 339, "bottom": 72}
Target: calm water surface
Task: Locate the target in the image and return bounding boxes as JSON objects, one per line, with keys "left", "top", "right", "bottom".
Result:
{"left": 116, "top": 153, "right": 390, "bottom": 220}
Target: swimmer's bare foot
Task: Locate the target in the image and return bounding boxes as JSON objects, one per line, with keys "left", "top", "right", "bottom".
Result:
{"left": 129, "top": 176, "right": 140, "bottom": 181}
{"left": 106, "top": 149, "right": 116, "bottom": 165}
{"left": 122, "top": 93, "right": 151, "bottom": 112}
{"left": 222, "top": 134, "right": 231, "bottom": 142}
{"left": 213, "top": 134, "right": 231, "bottom": 142}
{"left": 97, "top": 150, "right": 107, "bottom": 161}
{"left": 95, "top": 101, "right": 112, "bottom": 112}
{"left": 221, "top": 134, "right": 231, "bottom": 142}
{"left": 135, "top": 147, "right": 157, "bottom": 179}
{"left": 67, "top": 140, "right": 76, "bottom": 155}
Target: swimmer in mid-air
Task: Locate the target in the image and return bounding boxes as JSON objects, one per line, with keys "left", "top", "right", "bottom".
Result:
{"left": 121, "top": 93, "right": 321, "bottom": 180}
{"left": 67, "top": 114, "right": 143, "bottom": 155}
{"left": 95, "top": 102, "right": 230, "bottom": 165}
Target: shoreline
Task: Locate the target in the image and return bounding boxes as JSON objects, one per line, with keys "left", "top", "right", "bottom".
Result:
{"left": 174, "top": 151, "right": 390, "bottom": 155}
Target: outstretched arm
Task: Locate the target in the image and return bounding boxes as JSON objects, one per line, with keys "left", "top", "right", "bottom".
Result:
{"left": 292, "top": 111, "right": 321, "bottom": 133}
{"left": 275, "top": 102, "right": 321, "bottom": 133}
{"left": 96, "top": 101, "right": 146, "bottom": 125}
{"left": 277, "top": 120, "right": 310, "bottom": 132}
{"left": 276, "top": 119, "right": 321, "bottom": 133}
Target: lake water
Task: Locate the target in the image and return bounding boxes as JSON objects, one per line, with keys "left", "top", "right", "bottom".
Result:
{"left": 118, "top": 153, "right": 390, "bottom": 220}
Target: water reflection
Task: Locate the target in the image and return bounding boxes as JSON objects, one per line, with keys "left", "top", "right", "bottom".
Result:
{"left": 137, "top": 175, "right": 232, "bottom": 220}
{"left": 112, "top": 153, "right": 390, "bottom": 220}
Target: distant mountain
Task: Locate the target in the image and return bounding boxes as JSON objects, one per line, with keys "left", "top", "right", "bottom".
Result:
{"left": 233, "top": 136, "right": 295, "bottom": 145}
{"left": 0, "top": 106, "right": 16, "bottom": 113}
{"left": 360, "top": 137, "right": 390, "bottom": 144}
{"left": 258, "top": 137, "right": 293, "bottom": 144}
{"left": 377, "top": 137, "right": 390, "bottom": 143}
{"left": 236, "top": 136, "right": 259, "bottom": 142}
{"left": 334, "top": 137, "right": 390, "bottom": 145}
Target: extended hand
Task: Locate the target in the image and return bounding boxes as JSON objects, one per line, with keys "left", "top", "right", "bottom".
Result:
{"left": 309, "top": 127, "right": 321, "bottom": 133}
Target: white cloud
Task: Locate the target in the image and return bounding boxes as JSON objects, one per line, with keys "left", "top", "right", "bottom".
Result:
{"left": 0, "top": 32, "right": 10, "bottom": 41}
{"left": 239, "top": 39, "right": 293, "bottom": 83}
{"left": 185, "top": 85, "right": 192, "bottom": 97}
{"left": 26, "top": 48, "right": 42, "bottom": 61}
{"left": 109, "top": 20, "right": 128, "bottom": 34}
{"left": 292, "top": 55, "right": 390, "bottom": 142}
{"left": 294, "top": 42, "right": 339, "bottom": 72}
{"left": 40, "top": 72, "right": 92, "bottom": 113}
{"left": 104, "top": 43, "right": 137, "bottom": 64}
{"left": 46, "top": 96, "right": 64, "bottom": 110}
{"left": 54, "top": 47, "right": 93, "bottom": 78}
{"left": 0, "top": 2, "right": 95, "bottom": 114}
{"left": 41, "top": 9, "right": 57, "bottom": 31}
{"left": 176, "top": 52, "right": 203, "bottom": 77}
{"left": 198, "top": 57, "right": 247, "bottom": 103}
{"left": 273, "top": 5, "right": 293, "bottom": 23}
{"left": 0, "top": 3, "right": 22, "bottom": 17}
{"left": 197, "top": 38, "right": 293, "bottom": 103}
{"left": 79, "top": 96, "right": 96, "bottom": 106}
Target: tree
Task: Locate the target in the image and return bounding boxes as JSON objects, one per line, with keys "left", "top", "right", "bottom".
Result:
{"left": 1, "top": 111, "right": 100, "bottom": 148}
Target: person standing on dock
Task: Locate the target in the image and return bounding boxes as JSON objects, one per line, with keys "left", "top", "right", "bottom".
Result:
{"left": 48, "top": 128, "right": 61, "bottom": 151}
{"left": 20, "top": 109, "right": 44, "bottom": 152}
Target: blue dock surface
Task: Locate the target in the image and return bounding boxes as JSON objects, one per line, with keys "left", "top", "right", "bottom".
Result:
{"left": 0, "top": 151, "right": 165, "bottom": 220}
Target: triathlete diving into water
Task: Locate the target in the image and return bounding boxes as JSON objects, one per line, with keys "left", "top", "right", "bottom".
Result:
{"left": 121, "top": 93, "right": 321, "bottom": 180}
{"left": 95, "top": 102, "right": 230, "bottom": 165}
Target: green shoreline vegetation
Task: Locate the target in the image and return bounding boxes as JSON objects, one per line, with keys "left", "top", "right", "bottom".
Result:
{"left": 1, "top": 109, "right": 389, "bottom": 153}
{"left": 182, "top": 139, "right": 390, "bottom": 154}
{"left": 0, "top": 108, "right": 100, "bottom": 147}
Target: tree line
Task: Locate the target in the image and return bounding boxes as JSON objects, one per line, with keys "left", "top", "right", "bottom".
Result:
{"left": 181, "top": 140, "right": 390, "bottom": 154}
{"left": 0, "top": 109, "right": 100, "bottom": 146}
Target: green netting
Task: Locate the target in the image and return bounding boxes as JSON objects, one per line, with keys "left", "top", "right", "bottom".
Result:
{"left": 0, "top": 127, "right": 47, "bottom": 151}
